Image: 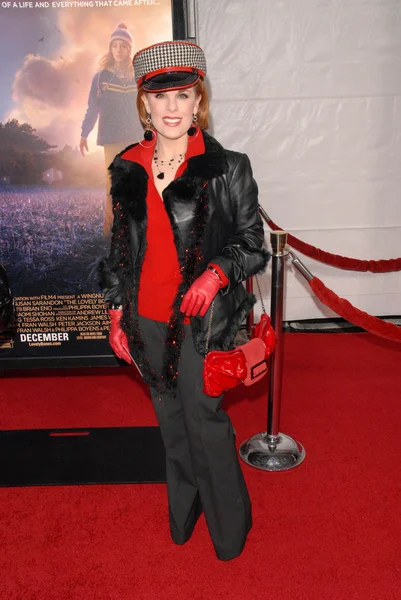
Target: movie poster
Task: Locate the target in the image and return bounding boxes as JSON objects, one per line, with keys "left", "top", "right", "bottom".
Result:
{"left": 0, "top": 1, "right": 175, "bottom": 367}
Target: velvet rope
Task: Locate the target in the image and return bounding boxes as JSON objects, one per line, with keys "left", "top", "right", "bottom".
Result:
{"left": 267, "top": 218, "right": 401, "bottom": 273}
{"left": 309, "top": 277, "right": 401, "bottom": 343}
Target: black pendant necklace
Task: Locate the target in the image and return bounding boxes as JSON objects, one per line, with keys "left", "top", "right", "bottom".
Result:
{"left": 153, "top": 147, "right": 185, "bottom": 180}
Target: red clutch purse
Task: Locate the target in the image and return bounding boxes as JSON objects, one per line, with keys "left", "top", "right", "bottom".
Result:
{"left": 203, "top": 278, "right": 276, "bottom": 397}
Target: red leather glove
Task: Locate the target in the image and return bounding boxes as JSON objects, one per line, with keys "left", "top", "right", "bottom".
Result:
{"left": 180, "top": 269, "right": 221, "bottom": 317}
{"left": 108, "top": 309, "right": 132, "bottom": 364}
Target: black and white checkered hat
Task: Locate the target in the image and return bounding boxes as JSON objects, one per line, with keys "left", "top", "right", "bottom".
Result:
{"left": 133, "top": 41, "right": 207, "bottom": 92}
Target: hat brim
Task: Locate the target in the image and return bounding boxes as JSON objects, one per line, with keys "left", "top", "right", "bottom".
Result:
{"left": 142, "top": 71, "right": 200, "bottom": 92}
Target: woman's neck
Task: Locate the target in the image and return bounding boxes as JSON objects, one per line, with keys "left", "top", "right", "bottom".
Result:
{"left": 156, "top": 135, "right": 188, "bottom": 161}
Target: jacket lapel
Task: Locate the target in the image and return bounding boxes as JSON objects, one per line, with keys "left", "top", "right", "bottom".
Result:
{"left": 110, "top": 145, "right": 149, "bottom": 223}
{"left": 186, "top": 131, "right": 229, "bottom": 180}
{"left": 109, "top": 132, "right": 229, "bottom": 215}
{"left": 158, "top": 133, "right": 229, "bottom": 389}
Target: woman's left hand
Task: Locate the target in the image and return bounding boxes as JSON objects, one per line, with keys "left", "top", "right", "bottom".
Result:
{"left": 180, "top": 270, "right": 221, "bottom": 317}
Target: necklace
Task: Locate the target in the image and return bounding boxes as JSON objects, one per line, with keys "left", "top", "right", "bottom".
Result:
{"left": 153, "top": 147, "right": 185, "bottom": 180}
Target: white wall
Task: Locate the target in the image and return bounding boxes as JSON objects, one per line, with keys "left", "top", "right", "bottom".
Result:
{"left": 197, "top": 0, "right": 401, "bottom": 320}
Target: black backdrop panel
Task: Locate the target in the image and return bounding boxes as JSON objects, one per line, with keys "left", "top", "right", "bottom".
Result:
{"left": 0, "top": 427, "right": 166, "bottom": 487}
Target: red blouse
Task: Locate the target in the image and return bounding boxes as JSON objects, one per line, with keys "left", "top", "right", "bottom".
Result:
{"left": 121, "top": 130, "right": 205, "bottom": 322}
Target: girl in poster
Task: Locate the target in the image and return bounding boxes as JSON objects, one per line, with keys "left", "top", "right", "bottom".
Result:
{"left": 80, "top": 23, "right": 143, "bottom": 236}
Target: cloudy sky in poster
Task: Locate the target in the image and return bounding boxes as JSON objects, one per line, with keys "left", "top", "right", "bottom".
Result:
{"left": 0, "top": 3, "right": 172, "bottom": 152}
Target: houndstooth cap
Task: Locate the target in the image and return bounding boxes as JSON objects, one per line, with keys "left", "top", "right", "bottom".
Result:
{"left": 133, "top": 41, "right": 207, "bottom": 92}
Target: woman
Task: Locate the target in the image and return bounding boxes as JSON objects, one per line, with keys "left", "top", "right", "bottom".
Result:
{"left": 101, "top": 41, "right": 269, "bottom": 561}
{"left": 80, "top": 23, "right": 143, "bottom": 235}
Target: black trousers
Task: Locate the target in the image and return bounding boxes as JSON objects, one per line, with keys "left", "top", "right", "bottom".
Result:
{"left": 138, "top": 315, "right": 252, "bottom": 561}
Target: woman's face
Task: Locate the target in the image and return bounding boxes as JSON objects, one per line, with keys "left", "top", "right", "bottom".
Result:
{"left": 110, "top": 40, "right": 130, "bottom": 64}
{"left": 142, "top": 86, "right": 202, "bottom": 142}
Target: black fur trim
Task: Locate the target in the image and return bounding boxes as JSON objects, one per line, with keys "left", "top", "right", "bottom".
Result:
{"left": 187, "top": 132, "right": 229, "bottom": 180}
{"left": 106, "top": 157, "right": 165, "bottom": 391}
{"left": 110, "top": 157, "right": 149, "bottom": 222}
{"left": 165, "top": 177, "right": 200, "bottom": 202}
{"left": 254, "top": 248, "right": 272, "bottom": 276}
{"left": 261, "top": 248, "right": 271, "bottom": 269}
{"left": 161, "top": 181, "right": 210, "bottom": 389}
{"left": 108, "top": 132, "right": 228, "bottom": 209}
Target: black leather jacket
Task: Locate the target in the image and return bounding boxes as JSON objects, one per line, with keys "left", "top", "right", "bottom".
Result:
{"left": 101, "top": 131, "right": 269, "bottom": 390}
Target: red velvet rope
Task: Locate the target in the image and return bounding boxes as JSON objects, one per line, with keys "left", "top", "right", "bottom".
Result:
{"left": 309, "top": 277, "right": 401, "bottom": 343}
{"left": 267, "top": 218, "right": 401, "bottom": 273}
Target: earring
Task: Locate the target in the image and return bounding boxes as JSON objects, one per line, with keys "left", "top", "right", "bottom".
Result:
{"left": 144, "top": 115, "right": 154, "bottom": 141}
{"left": 187, "top": 114, "right": 198, "bottom": 137}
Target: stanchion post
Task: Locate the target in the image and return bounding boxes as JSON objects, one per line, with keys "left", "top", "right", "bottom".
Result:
{"left": 239, "top": 231, "right": 306, "bottom": 471}
{"left": 268, "top": 231, "right": 287, "bottom": 438}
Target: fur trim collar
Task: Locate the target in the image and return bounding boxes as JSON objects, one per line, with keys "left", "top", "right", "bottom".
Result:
{"left": 187, "top": 131, "right": 229, "bottom": 180}
{"left": 110, "top": 131, "right": 229, "bottom": 198}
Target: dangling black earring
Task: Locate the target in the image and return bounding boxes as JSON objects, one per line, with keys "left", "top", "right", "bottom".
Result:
{"left": 187, "top": 114, "right": 198, "bottom": 137}
{"left": 144, "top": 115, "right": 154, "bottom": 141}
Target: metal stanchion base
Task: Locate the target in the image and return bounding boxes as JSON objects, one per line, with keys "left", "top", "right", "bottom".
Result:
{"left": 239, "top": 432, "right": 305, "bottom": 472}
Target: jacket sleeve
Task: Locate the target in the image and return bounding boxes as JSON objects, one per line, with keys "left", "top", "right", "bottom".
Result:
{"left": 99, "top": 169, "right": 126, "bottom": 305}
{"left": 81, "top": 73, "right": 101, "bottom": 139}
{"left": 210, "top": 153, "right": 270, "bottom": 293}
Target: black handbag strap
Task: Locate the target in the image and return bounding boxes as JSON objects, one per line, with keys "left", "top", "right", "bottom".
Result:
{"left": 205, "top": 275, "right": 265, "bottom": 354}
{"left": 254, "top": 274, "right": 266, "bottom": 314}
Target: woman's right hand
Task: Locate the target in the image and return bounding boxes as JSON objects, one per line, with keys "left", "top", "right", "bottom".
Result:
{"left": 108, "top": 309, "right": 132, "bottom": 364}
{"left": 79, "top": 137, "right": 89, "bottom": 156}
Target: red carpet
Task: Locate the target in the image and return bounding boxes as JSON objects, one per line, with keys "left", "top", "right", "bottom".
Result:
{"left": 1, "top": 333, "right": 400, "bottom": 600}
